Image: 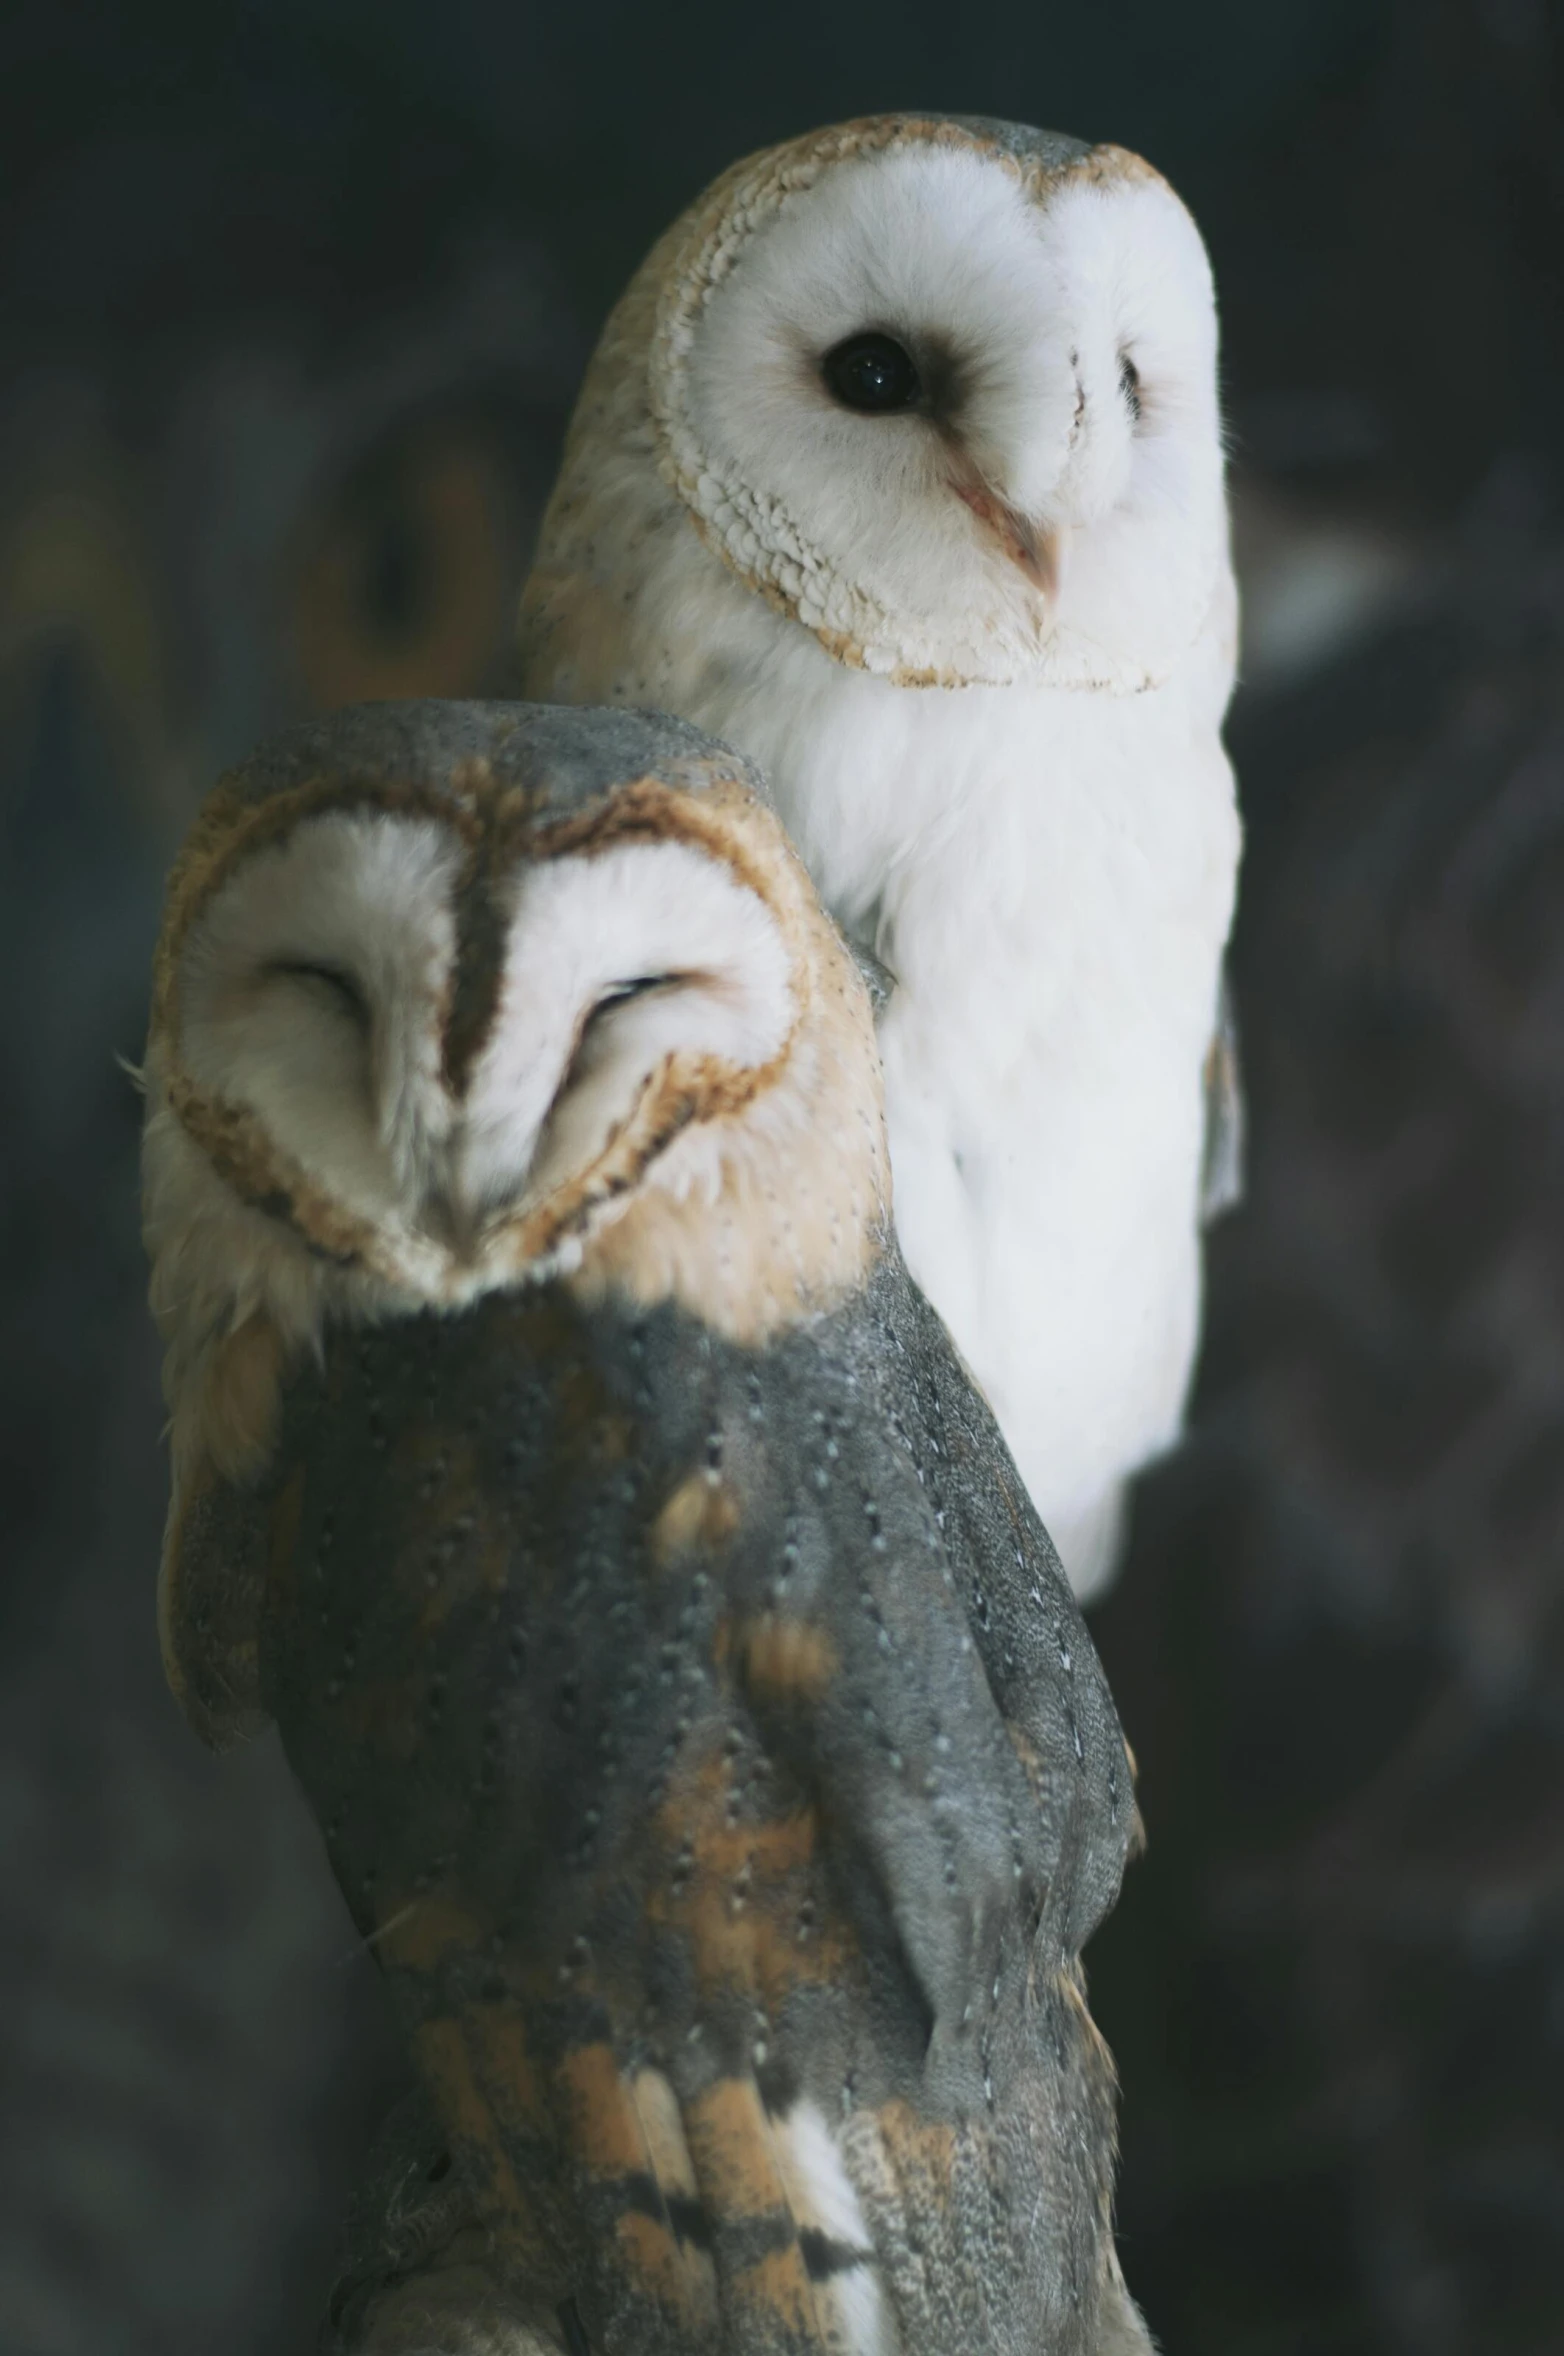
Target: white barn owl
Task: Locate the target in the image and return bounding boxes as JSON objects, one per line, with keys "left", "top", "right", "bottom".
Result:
{"left": 142, "top": 701, "right": 1152, "bottom": 2354}
{"left": 520, "top": 113, "right": 1243, "bottom": 1598}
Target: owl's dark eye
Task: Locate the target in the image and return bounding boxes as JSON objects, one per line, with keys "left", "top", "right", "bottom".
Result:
{"left": 269, "top": 958, "right": 371, "bottom": 1027}
{"left": 574, "top": 975, "right": 679, "bottom": 1061}
{"left": 580, "top": 975, "right": 677, "bottom": 1036}
{"left": 1119, "top": 351, "right": 1142, "bottom": 424}
{"left": 597, "top": 975, "right": 674, "bottom": 1009}
{"left": 821, "top": 332, "right": 922, "bottom": 415}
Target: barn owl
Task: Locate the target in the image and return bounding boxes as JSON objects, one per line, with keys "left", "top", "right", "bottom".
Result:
{"left": 142, "top": 701, "right": 1152, "bottom": 2355}
{"left": 520, "top": 112, "right": 1244, "bottom": 1599}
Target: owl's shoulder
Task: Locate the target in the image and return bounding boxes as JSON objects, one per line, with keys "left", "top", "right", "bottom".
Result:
{"left": 860, "top": 1259, "right": 1139, "bottom": 1934}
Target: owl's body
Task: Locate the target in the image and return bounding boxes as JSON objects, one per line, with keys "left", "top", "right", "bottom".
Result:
{"left": 521, "top": 115, "right": 1243, "bottom": 1594}
{"left": 272, "top": 1248, "right": 1137, "bottom": 2356}
{"left": 142, "top": 703, "right": 1149, "bottom": 2353}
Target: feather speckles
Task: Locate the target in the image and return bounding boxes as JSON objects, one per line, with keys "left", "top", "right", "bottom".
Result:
{"left": 145, "top": 700, "right": 1151, "bottom": 2352}
{"left": 719, "top": 1611, "right": 839, "bottom": 1705}
{"left": 654, "top": 1470, "right": 743, "bottom": 1565}
{"left": 248, "top": 1255, "right": 1143, "bottom": 2352}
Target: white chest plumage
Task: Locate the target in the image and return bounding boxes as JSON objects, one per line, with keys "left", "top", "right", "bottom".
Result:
{"left": 520, "top": 112, "right": 1243, "bottom": 1596}
{"left": 557, "top": 518, "right": 1238, "bottom": 1587}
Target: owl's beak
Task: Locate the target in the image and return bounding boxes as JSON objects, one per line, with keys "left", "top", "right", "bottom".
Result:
{"left": 950, "top": 472, "right": 1063, "bottom": 606}
{"left": 420, "top": 1172, "right": 481, "bottom": 1260}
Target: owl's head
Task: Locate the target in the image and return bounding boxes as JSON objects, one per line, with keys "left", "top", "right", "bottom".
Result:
{"left": 143, "top": 700, "right": 888, "bottom": 1498}
{"left": 544, "top": 115, "right": 1227, "bottom": 695}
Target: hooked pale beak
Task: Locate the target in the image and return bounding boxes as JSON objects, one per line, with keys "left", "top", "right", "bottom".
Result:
{"left": 950, "top": 472, "right": 1063, "bottom": 605}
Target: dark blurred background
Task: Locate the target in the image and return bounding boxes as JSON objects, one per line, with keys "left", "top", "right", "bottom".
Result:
{"left": 4, "top": 3, "right": 1563, "bottom": 2350}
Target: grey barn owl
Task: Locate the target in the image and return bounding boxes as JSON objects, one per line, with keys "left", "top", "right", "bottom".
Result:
{"left": 520, "top": 113, "right": 1244, "bottom": 1598}
{"left": 142, "top": 701, "right": 1152, "bottom": 2355}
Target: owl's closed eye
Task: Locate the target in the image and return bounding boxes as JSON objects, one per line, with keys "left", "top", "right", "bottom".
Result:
{"left": 171, "top": 810, "right": 794, "bottom": 1264}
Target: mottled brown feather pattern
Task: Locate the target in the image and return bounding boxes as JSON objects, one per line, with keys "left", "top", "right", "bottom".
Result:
{"left": 142, "top": 706, "right": 1147, "bottom": 2352}
{"left": 250, "top": 1250, "right": 1141, "bottom": 2353}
